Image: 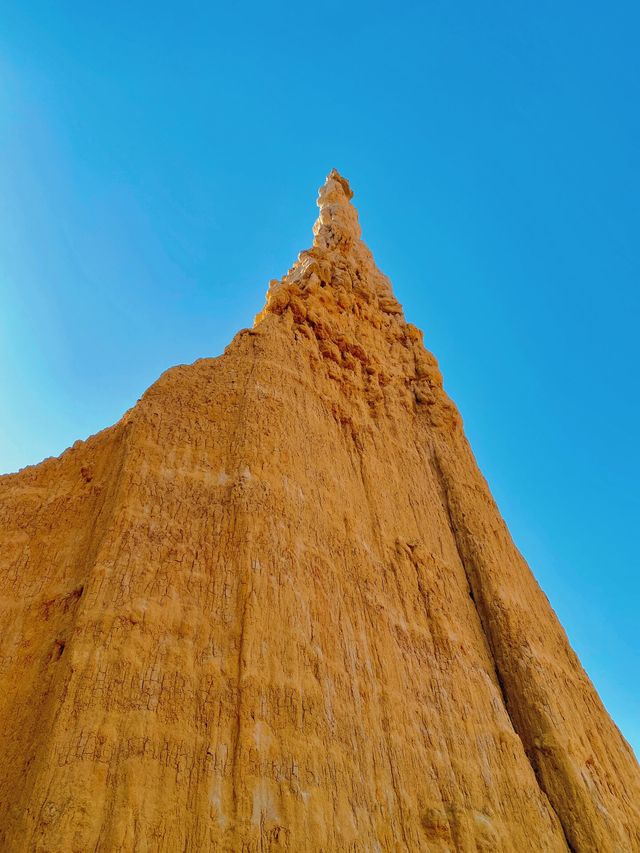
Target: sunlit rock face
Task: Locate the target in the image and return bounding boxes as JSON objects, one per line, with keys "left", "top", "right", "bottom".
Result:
{"left": 0, "top": 172, "right": 638, "bottom": 852}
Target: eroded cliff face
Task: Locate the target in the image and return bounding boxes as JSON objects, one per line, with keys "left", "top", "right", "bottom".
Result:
{"left": 0, "top": 171, "right": 638, "bottom": 852}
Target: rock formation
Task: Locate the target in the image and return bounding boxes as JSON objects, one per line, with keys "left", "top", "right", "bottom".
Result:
{"left": 0, "top": 171, "right": 638, "bottom": 852}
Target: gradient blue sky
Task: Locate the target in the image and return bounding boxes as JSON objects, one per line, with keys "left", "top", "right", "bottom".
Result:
{"left": 1, "top": 2, "right": 638, "bottom": 753}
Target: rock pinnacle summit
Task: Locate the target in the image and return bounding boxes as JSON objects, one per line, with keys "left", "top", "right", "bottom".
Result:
{"left": 0, "top": 173, "right": 638, "bottom": 851}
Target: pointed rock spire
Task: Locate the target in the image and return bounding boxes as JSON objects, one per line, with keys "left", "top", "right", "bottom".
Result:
{"left": 312, "top": 169, "right": 361, "bottom": 251}
{"left": 256, "top": 170, "right": 404, "bottom": 328}
{"left": 0, "top": 171, "right": 639, "bottom": 852}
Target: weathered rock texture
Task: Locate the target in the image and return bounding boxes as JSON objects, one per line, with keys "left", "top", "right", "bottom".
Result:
{"left": 0, "top": 171, "right": 638, "bottom": 852}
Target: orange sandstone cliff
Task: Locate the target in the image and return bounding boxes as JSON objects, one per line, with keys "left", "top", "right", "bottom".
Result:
{"left": 0, "top": 171, "right": 638, "bottom": 852}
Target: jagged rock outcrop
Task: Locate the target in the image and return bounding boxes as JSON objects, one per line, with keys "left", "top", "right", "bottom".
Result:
{"left": 0, "top": 171, "right": 638, "bottom": 852}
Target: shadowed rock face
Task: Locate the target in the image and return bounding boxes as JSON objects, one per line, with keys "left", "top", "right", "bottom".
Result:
{"left": 0, "top": 172, "right": 638, "bottom": 853}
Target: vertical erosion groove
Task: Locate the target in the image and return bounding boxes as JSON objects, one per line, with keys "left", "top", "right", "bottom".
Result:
{"left": 429, "top": 445, "right": 572, "bottom": 851}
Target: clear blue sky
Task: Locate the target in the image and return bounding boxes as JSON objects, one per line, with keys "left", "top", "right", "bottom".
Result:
{"left": 1, "top": 2, "right": 638, "bottom": 755}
